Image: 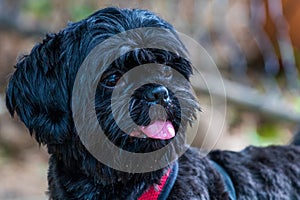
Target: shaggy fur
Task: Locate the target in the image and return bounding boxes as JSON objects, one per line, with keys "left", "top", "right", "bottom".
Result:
{"left": 6, "top": 7, "right": 300, "bottom": 200}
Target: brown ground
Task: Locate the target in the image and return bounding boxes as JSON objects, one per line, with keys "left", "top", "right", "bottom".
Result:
{"left": 0, "top": 97, "right": 49, "bottom": 200}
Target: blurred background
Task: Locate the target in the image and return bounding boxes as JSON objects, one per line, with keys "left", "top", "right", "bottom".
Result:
{"left": 0, "top": 0, "right": 299, "bottom": 199}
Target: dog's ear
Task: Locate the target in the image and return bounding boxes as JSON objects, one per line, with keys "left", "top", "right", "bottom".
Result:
{"left": 6, "top": 34, "right": 71, "bottom": 144}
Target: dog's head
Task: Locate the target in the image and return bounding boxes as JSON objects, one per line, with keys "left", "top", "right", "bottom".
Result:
{"left": 6, "top": 7, "right": 199, "bottom": 168}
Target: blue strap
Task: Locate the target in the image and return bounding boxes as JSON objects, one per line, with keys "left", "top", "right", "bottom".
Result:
{"left": 158, "top": 162, "right": 179, "bottom": 200}
{"left": 210, "top": 161, "right": 236, "bottom": 200}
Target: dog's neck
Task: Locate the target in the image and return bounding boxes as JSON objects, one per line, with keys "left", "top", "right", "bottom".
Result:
{"left": 48, "top": 144, "right": 172, "bottom": 199}
{"left": 138, "top": 162, "right": 178, "bottom": 200}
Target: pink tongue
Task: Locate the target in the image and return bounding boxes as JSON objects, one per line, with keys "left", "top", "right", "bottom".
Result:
{"left": 140, "top": 121, "right": 175, "bottom": 140}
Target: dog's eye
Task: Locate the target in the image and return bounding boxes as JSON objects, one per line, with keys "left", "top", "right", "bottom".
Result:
{"left": 101, "top": 72, "right": 123, "bottom": 88}
{"left": 161, "top": 66, "right": 173, "bottom": 79}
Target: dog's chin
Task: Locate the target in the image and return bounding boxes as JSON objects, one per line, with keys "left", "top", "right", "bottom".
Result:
{"left": 96, "top": 114, "right": 183, "bottom": 155}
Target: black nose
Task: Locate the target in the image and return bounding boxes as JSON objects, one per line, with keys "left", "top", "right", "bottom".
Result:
{"left": 144, "top": 86, "right": 170, "bottom": 104}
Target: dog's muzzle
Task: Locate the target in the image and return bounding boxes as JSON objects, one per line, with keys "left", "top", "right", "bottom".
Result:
{"left": 129, "top": 84, "right": 176, "bottom": 140}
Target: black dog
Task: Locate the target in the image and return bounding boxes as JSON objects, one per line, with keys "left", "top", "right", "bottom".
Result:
{"left": 6, "top": 7, "right": 300, "bottom": 200}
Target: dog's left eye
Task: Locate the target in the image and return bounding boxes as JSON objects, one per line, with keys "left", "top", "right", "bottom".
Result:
{"left": 101, "top": 72, "right": 123, "bottom": 88}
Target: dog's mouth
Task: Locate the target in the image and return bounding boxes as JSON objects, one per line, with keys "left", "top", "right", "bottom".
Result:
{"left": 129, "top": 120, "right": 175, "bottom": 140}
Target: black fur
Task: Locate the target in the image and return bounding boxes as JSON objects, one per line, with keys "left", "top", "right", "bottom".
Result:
{"left": 6, "top": 7, "right": 300, "bottom": 200}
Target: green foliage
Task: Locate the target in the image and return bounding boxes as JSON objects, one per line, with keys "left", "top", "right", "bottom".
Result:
{"left": 295, "top": 96, "right": 300, "bottom": 113}
{"left": 293, "top": 48, "right": 300, "bottom": 69}
{"left": 68, "top": 4, "right": 95, "bottom": 21}
{"left": 22, "top": 0, "right": 95, "bottom": 21}
{"left": 22, "top": 0, "right": 52, "bottom": 18}
{"left": 250, "top": 123, "right": 286, "bottom": 146}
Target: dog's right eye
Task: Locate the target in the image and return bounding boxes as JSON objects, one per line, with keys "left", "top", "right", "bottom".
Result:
{"left": 100, "top": 72, "right": 123, "bottom": 88}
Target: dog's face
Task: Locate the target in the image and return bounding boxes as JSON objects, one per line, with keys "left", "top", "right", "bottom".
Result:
{"left": 93, "top": 48, "right": 198, "bottom": 154}
{"left": 6, "top": 7, "right": 199, "bottom": 169}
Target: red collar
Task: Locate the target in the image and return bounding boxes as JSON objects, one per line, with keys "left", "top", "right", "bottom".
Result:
{"left": 138, "top": 163, "right": 178, "bottom": 200}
